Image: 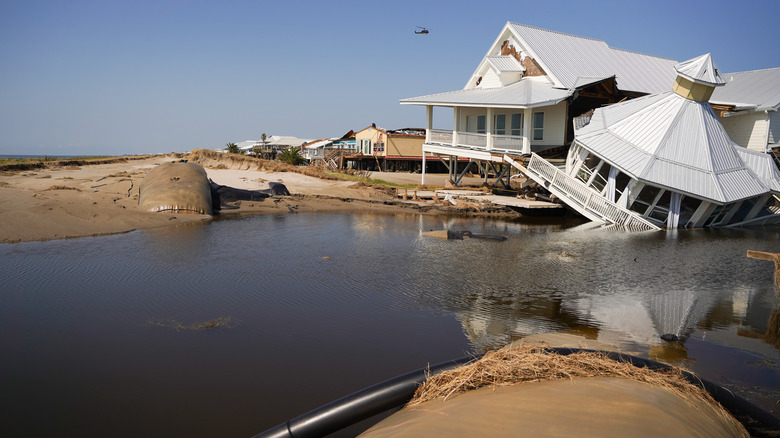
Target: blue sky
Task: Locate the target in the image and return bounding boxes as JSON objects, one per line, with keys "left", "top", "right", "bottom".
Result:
{"left": 1, "top": 0, "right": 778, "bottom": 156}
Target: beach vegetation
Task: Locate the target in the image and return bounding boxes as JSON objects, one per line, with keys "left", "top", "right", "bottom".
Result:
{"left": 278, "top": 147, "right": 305, "bottom": 165}
{"left": 225, "top": 143, "right": 243, "bottom": 154}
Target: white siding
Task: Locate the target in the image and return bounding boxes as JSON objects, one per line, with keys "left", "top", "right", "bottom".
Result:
{"left": 720, "top": 112, "right": 768, "bottom": 152}
{"left": 536, "top": 101, "right": 567, "bottom": 146}
{"left": 480, "top": 70, "right": 502, "bottom": 89}
{"left": 769, "top": 111, "right": 780, "bottom": 146}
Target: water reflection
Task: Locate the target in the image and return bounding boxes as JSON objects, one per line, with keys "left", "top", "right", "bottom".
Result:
{"left": 0, "top": 213, "right": 778, "bottom": 437}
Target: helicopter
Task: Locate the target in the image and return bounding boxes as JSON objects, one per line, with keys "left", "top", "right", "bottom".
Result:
{"left": 414, "top": 26, "right": 429, "bottom": 35}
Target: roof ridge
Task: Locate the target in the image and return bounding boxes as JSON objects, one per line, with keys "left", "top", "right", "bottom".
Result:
{"left": 609, "top": 46, "right": 677, "bottom": 62}
{"left": 723, "top": 66, "right": 780, "bottom": 75}
{"left": 507, "top": 22, "right": 605, "bottom": 43}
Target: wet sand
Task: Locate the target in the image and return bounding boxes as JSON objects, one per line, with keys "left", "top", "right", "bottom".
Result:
{"left": 0, "top": 152, "right": 514, "bottom": 243}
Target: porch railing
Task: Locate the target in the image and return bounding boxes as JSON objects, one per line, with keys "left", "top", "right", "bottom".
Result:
{"left": 427, "top": 129, "right": 525, "bottom": 153}
{"left": 524, "top": 154, "right": 660, "bottom": 231}
{"left": 492, "top": 134, "right": 525, "bottom": 153}
{"left": 456, "top": 131, "right": 486, "bottom": 148}
{"left": 429, "top": 129, "right": 452, "bottom": 144}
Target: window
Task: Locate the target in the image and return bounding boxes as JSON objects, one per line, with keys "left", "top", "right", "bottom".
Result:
{"left": 494, "top": 114, "right": 506, "bottom": 135}
{"left": 533, "top": 112, "right": 544, "bottom": 141}
{"left": 511, "top": 113, "right": 523, "bottom": 136}
{"left": 466, "top": 115, "right": 486, "bottom": 134}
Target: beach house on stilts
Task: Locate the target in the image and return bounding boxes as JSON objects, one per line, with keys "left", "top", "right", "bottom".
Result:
{"left": 400, "top": 23, "right": 678, "bottom": 191}
{"left": 402, "top": 23, "right": 780, "bottom": 230}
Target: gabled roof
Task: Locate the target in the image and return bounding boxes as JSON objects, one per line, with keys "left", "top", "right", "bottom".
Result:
{"left": 505, "top": 23, "right": 678, "bottom": 94}
{"left": 575, "top": 91, "right": 774, "bottom": 203}
{"left": 400, "top": 76, "right": 572, "bottom": 108}
{"left": 485, "top": 55, "right": 524, "bottom": 73}
{"left": 710, "top": 67, "right": 780, "bottom": 112}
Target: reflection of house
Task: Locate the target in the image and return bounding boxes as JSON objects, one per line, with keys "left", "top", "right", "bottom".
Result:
{"left": 347, "top": 125, "right": 430, "bottom": 171}
{"left": 401, "top": 22, "right": 678, "bottom": 185}
{"left": 711, "top": 68, "right": 780, "bottom": 155}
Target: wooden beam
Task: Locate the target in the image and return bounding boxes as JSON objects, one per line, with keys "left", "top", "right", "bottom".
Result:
{"left": 747, "top": 250, "right": 780, "bottom": 290}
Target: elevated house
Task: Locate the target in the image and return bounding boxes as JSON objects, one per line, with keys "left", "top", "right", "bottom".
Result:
{"left": 237, "top": 135, "right": 313, "bottom": 159}
{"left": 400, "top": 22, "right": 679, "bottom": 186}
{"left": 401, "top": 22, "right": 780, "bottom": 229}
{"left": 302, "top": 131, "right": 357, "bottom": 168}
{"left": 347, "top": 125, "right": 431, "bottom": 171}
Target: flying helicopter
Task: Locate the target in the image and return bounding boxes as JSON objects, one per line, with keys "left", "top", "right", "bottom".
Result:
{"left": 414, "top": 26, "right": 429, "bottom": 35}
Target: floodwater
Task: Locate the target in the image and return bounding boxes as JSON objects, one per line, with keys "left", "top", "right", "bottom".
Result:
{"left": 1, "top": 212, "right": 778, "bottom": 437}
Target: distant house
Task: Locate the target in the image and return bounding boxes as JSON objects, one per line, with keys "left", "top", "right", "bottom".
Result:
{"left": 302, "top": 131, "right": 357, "bottom": 168}
{"left": 236, "top": 135, "right": 314, "bottom": 159}
{"left": 711, "top": 67, "right": 780, "bottom": 155}
{"left": 349, "top": 125, "right": 428, "bottom": 171}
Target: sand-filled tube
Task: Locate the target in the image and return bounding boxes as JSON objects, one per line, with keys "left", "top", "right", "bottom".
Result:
{"left": 138, "top": 162, "right": 213, "bottom": 215}
{"left": 251, "top": 347, "right": 779, "bottom": 438}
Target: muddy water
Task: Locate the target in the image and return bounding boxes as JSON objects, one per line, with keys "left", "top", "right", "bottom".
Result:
{"left": 1, "top": 213, "right": 778, "bottom": 437}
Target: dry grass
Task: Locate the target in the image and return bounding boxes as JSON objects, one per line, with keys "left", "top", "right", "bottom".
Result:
{"left": 44, "top": 185, "right": 81, "bottom": 191}
{"left": 408, "top": 345, "right": 747, "bottom": 436}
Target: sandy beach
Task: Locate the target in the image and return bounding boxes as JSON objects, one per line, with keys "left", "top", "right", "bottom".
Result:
{"left": 0, "top": 151, "right": 514, "bottom": 243}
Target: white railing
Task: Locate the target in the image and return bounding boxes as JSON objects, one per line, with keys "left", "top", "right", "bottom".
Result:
{"left": 492, "top": 134, "right": 525, "bottom": 153}
{"left": 427, "top": 129, "right": 526, "bottom": 153}
{"left": 456, "top": 131, "right": 487, "bottom": 148}
{"left": 429, "top": 129, "right": 453, "bottom": 144}
{"left": 525, "top": 154, "right": 660, "bottom": 231}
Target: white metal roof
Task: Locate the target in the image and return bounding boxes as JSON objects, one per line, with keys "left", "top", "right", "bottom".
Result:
{"left": 486, "top": 55, "right": 524, "bottom": 73}
{"left": 575, "top": 91, "right": 774, "bottom": 203}
{"left": 674, "top": 53, "right": 725, "bottom": 86}
{"left": 400, "top": 76, "right": 572, "bottom": 108}
{"left": 710, "top": 67, "right": 780, "bottom": 111}
{"left": 507, "top": 23, "right": 678, "bottom": 94}
{"left": 304, "top": 139, "right": 331, "bottom": 149}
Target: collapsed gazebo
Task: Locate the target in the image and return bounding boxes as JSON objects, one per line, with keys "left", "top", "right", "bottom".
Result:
{"left": 564, "top": 54, "right": 780, "bottom": 228}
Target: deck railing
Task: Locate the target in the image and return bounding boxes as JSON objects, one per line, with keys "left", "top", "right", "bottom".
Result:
{"left": 427, "top": 129, "right": 525, "bottom": 152}
{"left": 456, "top": 131, "right": 486, "bottom": 148}
{"left": 492, "top": 134, "right": 525, "bottom": 153}
{"left": 525, "top": 154, "right": 660, "bottom": 231}
{"left": 429, "top": 129, "right": 453, "bottom": 144}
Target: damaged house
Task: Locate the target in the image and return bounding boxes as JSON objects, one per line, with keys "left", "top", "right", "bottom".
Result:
{"left": 401, "top": 22, "right": 780, "bottom": 229}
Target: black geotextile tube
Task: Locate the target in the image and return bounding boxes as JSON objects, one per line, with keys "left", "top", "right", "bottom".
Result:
{"left": 251, "top": 356, "right": 478, "bottom": 438}
{"left": 252, "top": 348, "right": 780, "bottom": 438}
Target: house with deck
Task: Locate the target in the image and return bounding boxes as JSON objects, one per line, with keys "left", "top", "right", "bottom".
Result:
{"left": 348, "top": 125, "right": 428, "bottom": 171}
{"left": 400, "top": 22, "right": 679, "bottom": 186}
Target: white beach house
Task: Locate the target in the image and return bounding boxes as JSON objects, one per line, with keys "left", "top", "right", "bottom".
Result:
{"left": 401, "top": 22, "right": 780, "bottom": 229}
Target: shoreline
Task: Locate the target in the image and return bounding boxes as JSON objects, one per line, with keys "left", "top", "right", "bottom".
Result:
{"left": 0, "top": 152, "right": 528, "bottom": 244}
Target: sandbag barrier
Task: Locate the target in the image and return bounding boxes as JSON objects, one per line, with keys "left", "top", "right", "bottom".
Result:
{"left": 251, "top": 348, "right": 780, "bottom": 438}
